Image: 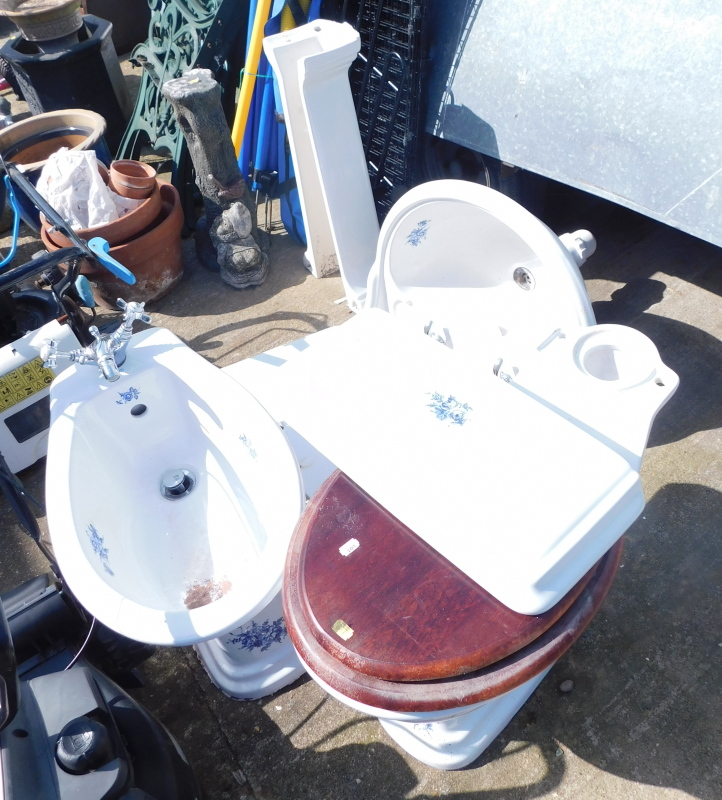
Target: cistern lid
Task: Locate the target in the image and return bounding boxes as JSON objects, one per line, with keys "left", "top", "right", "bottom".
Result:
{"left": 265, "top": 309, "right": 643, "bottom": 615}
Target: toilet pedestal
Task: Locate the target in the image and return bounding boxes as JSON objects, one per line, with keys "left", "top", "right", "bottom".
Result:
{"left": 378, "top": 671, "right": 550, "bottom": 771}
{"left": 195, "top": 591, "right": 304, "bottom": 700}
{"left": 307, "top": 660, "right": 551, "bottom": 770}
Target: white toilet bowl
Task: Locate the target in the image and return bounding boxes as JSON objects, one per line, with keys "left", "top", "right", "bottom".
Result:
{"left": 281, "top": 470, "right": 625, "bottom": 770}
{"left": 217, "top": 20, "right": 679, "bottom": 723}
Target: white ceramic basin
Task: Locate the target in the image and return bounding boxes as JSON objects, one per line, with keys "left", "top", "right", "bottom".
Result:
{"left": 45, "top": 327, "right": 304, "bottom": 646}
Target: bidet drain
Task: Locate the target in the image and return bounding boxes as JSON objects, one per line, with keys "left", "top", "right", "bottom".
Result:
{"left": 160, "top": 469, "right": 196, "bottom": 500}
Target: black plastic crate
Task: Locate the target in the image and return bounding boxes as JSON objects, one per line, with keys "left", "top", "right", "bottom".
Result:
{"left": 328, "top": 0, "right": 428, "bottom": 218}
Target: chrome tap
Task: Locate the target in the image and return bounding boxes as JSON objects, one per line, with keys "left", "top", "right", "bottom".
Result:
{"left": 41, "top": 299, "right": 151, "bottom": 383}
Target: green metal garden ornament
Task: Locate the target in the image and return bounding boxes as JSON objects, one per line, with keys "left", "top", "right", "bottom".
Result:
{"left": 117, "top": 0, "right": 249, "bottom": 225}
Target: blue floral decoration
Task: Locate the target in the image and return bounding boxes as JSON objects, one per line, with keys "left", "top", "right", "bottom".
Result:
{"left": 87, "top": 523, "right": 114, "bottom": 575}
{"left": 225, "top": 617, "right": 287, "bottom": 652}
{"left": 406, "top": 219, "right": 429, "bottom": 246}
{"left": 414, "top": 722, "right": 435, "bottom": 738}
{"left": 427, "top": 392, "right": 472, "bottom": 426}
{"left": 116, "top": 386, "right": 140, "bottom": 405}
{"left": 239, "top": 433, "right": 257, "bottom": 459}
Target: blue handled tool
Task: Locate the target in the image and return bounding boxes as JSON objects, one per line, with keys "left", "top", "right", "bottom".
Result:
{"left": 2, "top": 162, "right": 136, "bottom": 286}
{"left": 87, "top": 237, "right": 136, "bottom": 285}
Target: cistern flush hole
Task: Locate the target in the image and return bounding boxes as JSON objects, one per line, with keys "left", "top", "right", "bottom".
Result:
{"left": 574, "top": 326, "right": 659, "bottom": 388}
{"left": 582, "top": 346, "right": 621, "bottom": 381}
{"left": 160, "top": 468, "right": 196, "bottom": 500}
{"left": 581, "top": 343, "right": 655, "bottom": 385}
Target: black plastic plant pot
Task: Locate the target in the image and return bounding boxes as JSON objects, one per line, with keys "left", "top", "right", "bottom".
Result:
{"left": 0, "top": 15, "right": 130, "bottom": 155}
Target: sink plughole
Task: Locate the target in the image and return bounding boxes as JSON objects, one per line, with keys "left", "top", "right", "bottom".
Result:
{"left": 45, "top": 327, "right": 304, "bottom": 646}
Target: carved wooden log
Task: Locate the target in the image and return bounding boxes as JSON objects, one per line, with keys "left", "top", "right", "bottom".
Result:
{"left": 162, "top": 68, "right": 269, "bottom": 289}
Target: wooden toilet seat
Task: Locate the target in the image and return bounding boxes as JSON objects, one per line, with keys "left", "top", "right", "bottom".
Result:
{"left": 283, "top": 470, "right": 623, "bottom": 712}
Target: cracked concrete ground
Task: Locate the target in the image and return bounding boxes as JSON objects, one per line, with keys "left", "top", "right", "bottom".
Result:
{"left": 0, "top": 22, "right": 720, "bottom": 800}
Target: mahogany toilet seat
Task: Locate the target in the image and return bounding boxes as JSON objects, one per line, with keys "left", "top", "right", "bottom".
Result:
{"left": 284, "top": 470, "right": 624, "bottom": 713}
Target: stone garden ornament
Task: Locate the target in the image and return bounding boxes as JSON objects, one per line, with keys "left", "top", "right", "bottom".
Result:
{"left": 162, "top": 68, "right": 269, "bottom": 289}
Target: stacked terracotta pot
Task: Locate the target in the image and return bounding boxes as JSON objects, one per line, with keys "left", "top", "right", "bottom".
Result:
{"left": 40, "top": 159, "right": 184, "bottom": 309}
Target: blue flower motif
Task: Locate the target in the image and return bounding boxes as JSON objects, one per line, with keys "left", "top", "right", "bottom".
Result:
{"left": 87, "top": 523, "right": 114, "bottom": 575}
{"left": 116, "top": 386, "right": 140, "bottom": 405}
{"left": 414, "top": 722, "right": 435, "bottom": 738}
{"left": 225, "top": 617, "right": 287, "bottom": 652}
{"left": 406, "top": 219, "right": 429, "bottom": 246}
{"left": 239, "top": 433, "right": 257, "bottom": 459}
{"left": 427, "top": 392, "right": 472, "bottom": 426}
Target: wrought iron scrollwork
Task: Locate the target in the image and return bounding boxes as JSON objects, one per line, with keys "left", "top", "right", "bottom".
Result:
{"left": 117, "top": 0, "right": 248, "bottom": 226}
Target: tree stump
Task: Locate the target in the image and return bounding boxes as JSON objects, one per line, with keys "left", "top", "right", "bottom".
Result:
{"left": 162, "top": 68, "right": 269, "bottom": 289}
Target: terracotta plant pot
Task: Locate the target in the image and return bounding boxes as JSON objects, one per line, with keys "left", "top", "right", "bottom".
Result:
{"left": 0, "top": 108, "right": 109, "bottom": 229}
{"left": 109, "top": 159, "right": 157, "bottom": 200}
{"left": 41, "top": 182, "right": 162, "bottom": 248}
{"left": 41, "top": 182, "right": 184, "bottom": 308}
{"left": 0, "top": 108, "right": 108, "bottom": 171}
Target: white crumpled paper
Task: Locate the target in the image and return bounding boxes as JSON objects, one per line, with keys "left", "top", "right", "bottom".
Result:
{"left": 35, "top": 148, "right": 141, "bottom": 230}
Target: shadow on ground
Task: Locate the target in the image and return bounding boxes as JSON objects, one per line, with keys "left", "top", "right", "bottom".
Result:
{"left": 152, "top": 235, "right": 313, "bottom": 321}
{"left": 543, "top": 182, "right": 722, "bottom": 299}
{"left": 590, "top": 291, "right": 722, "bottom": 446}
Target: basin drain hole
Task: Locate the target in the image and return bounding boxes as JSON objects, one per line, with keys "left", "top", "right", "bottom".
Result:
{"left": 160, "top": 469, "right": 196, "bottom": 500}
{"left": 513, "top": 267, "right": 535, "bottom": 290}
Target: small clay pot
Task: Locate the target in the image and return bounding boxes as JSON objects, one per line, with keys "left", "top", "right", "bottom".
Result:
{"left": 109, "top": 159, "right": 157, "bottom": 200}
{"left": 41, "top": 181, "right": 184, "bottom": 308}
{"left": 41, "top": 183, "right": 162, "bottom": 248}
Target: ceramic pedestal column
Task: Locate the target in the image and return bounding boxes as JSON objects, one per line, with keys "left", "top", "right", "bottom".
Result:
{"left": 195, "top": 590, "right": 305, "bottom": 700}
{"left": 305, "top": 661, "right": 552, "bottom": 771}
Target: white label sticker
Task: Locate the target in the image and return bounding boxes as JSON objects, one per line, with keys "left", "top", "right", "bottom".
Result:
{"left": 339, "top": 538, "right": 360, "bottom": 556}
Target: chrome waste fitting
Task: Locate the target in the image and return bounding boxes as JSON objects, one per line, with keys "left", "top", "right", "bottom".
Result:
{"left": 160, "top": 469, "right": 196, "bottom": 500}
